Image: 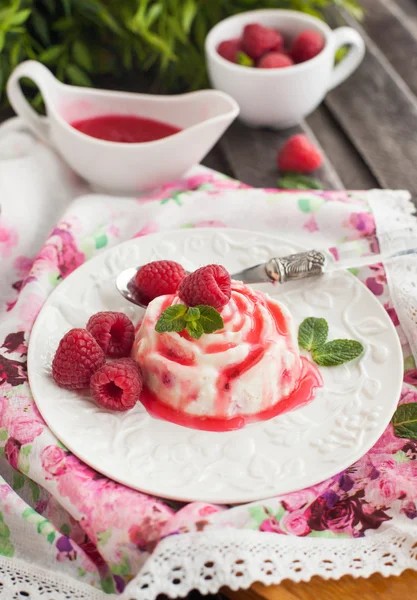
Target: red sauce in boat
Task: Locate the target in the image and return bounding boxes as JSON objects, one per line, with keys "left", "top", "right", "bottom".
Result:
{"left": 70, "top": 114, "right": 181, "bottom": 143}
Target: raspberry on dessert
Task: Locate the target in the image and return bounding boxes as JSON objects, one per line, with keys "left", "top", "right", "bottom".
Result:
{"left": 217, "top": 38, "right": 241, "bottom": 63}
{"left": 291, "top": 30, "right": 324, "bottom": 64}
{"left": 178, "top": 264, "right": 231, "bottom": 310}
{"left": 277, "top": 134, "right": 323, "bottom": 173}
{"left": 257, "top": 52, "right": 294, "bottom": 69}
{"left": 52, "top": 328, "right": 105, "bottom": 389}
{"left": 86, "top": 311, "right": 134, "bottom": 358}
{"left": 135, "top": 260, "right": 186, "bottom": 303}
{"left": 242, "top": 23, "right": 283, "bottom": 59}
{"left": 90, "top": 358, "right": 143, "bottom": 412}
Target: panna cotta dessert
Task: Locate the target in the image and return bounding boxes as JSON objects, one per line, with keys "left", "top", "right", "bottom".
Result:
{"left": 133, "top": 262, "right": 322, "bottom": 431}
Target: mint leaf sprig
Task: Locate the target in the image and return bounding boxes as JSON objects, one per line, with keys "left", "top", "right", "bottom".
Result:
{"left": 155, "top": 304, "right": 224, "bottom": 340}
{"left": 392, "top": 403, "right": 417, "bottom": 440}
{"left": 298, "top": 317, "right": 364, "bottom": 367}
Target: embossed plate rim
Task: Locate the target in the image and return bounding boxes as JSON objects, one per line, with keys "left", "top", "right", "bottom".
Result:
{"left": 27, "top": 227, "right": 404, "bottom": 504}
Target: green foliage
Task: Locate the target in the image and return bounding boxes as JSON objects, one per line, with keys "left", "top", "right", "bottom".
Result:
{"left": 0, "top": 0, "right": 364, "bottom": 103}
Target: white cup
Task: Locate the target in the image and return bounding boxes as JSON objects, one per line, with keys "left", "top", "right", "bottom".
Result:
{"left": 205, "top": 9, "right": 365, "bottom": 129}
{"left": 7, "top": 61, "right": 239, "bottom": 194}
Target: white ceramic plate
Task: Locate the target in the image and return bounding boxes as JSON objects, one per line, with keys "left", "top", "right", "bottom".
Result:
{"left": 28, "top": 228, "right": 403, "bottom": 504}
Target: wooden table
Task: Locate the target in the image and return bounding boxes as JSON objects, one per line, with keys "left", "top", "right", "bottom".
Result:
{"left": 1, "top": 1, "right": 415, "bottom": 598}
{"left": 201, "top": 1, "right": 417, "bottom": 598}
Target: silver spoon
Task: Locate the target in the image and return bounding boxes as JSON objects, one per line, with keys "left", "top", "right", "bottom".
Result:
{"left": 116, "top": 230, "right": 417, "bottom": 308}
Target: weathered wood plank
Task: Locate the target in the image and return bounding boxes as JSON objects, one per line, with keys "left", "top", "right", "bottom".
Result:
{"left": 306, "top": 105, "right": 378, "bottom": 190}
{"left": 390, "top": 0, "right": 417, "bottom": 33}
{"left": 219, "top": 119, "right": 343, "bottom": 190}
{"left": 324, "top": 8, "right": 417, "bottom": 198}
{"left": 201, "top": 144, "right": 234, "bottom": 177}
{"left": 360, "top": 0, "right": 417, "bottom": 97}
{"left": 223, "top": 570, "right": 417, "bottom": 600}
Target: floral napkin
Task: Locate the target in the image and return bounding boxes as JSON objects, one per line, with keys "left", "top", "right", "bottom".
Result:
{"left": 1, "top": 121, "right": 417, "bottom": 600}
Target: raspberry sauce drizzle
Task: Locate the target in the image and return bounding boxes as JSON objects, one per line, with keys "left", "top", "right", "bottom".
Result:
{"left": 139, "top": 357, "right": 321, "bottom": 432}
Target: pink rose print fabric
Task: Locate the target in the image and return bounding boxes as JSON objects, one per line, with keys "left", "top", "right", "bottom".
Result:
{"left": 0, "top": 140, "right": 416, "bottom": 596}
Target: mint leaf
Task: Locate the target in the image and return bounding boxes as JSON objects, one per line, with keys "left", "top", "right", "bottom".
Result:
{"left": 155, "top": 304, "right": 187, "bottom": 333}
{"left": 392, "top": 403, "right": 417, "bottom": 439}
{"left": 237, "top": 51, "right": 254, "bottom": 67}
{"left": 184, "top": 307, "right": 200, "bottom": 322}
{"left": 298, "top": 317, "right": 328, "bottom": 352}
{"left": 186, "top": 320, "right": 204, "bottom": 339}
{"left": 278, "top": 173, "right": 323, "bottom": 190}
{"left": 312, "top": 339, "right": 364, "bottom": 366}
{"left": 196, "top": 305, "right": 224, "bottom": 334}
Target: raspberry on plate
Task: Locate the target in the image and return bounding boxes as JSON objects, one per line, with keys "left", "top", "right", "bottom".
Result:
{"left": 90, "top": 358, "right": 142, "bottom": 412}
{"left": 242, "top": 23, "right": 283, "bottom": 59}
{"left": 86, "top": 311, "right": 134, "bottom": 358}
{"left": 178, "top": 264, "right": 231, "bottom": 310}
{"left": 277, "top": 134, "right": 323, "bottom": 173}
{"left": 52, "top": 328, "right": 105, "bottom": 389}
{"left": 258, "top": 52, "right": 294, "bottom": 69}
{"left": 217, "top": 38, "right": 241, "bottom": 63}
{"left": 135, "top": 260, "right": 186, "bottom": 303}
{"left": 291, "top": 30, "right": 324, "bottom": 64}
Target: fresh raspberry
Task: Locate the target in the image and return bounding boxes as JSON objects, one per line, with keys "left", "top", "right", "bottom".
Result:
{"left": 242, "top": 23, "right": 283, "bottom": 59}
{"left": 217, "top": 38, "right": 241, "bottom": 63}
{"left": 90, "top": 358, "right": 142, "bottom": 412}
{"left": 257, "top": 52, "right": 294, "bottom": 69}
{"left": 86, "top": 311, "right": 134, "bottom": 358}
{"left": 277, "top": 134, "right": 323, "bottom": 173}
{"left": 135, "top": 260, "right": 186, "bottom": 303}
{"left": 52, "top": 329, "right": 105, "bottom": 389}
{"left": 291, "top": 30, "right": 324, "bottom": 64}
{"left": 178, "top": 264, "right": 231, "bottom": 310}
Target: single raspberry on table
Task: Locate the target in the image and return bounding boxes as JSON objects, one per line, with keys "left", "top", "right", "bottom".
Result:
{"left": 257, "top": 52, "right": 294, "bottom": 69}
{"left": 291, "top": 30, "right": 324, "bottom": 64}
{"left": 52, "top": 328, "right": 105, "bottom": 389}
{"left": 135, "top": 260, "right": 187, "bottom": 303}
{"left": 277, "top": 134, "right": 323, "bottom": 173}
{"left": 242, "top": 23, "right": 283, "bottom": 59}
{"left": 178, "top": 264, "right": 231, "bottom": 310}
{"left": 87, "top": 311, "right": 134, "bottom": 358}
{"left": 90, "top": 358, "right": 143, "bottom": 412}
{"left": 217, "top": 38, "right": 241, "bottom": 63}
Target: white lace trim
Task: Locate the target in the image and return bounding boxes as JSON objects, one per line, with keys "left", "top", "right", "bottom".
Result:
{"left": 368, "top": 189, "right": 417, "bottom": 361}
{"left": 0, "top": 556, "right": 108, "bottom": 599}
{"left": 2, "top": 526, "right": 417, "bottom": 600}
{"left": 125, "top": 527, "right": 417, "bottom": 600}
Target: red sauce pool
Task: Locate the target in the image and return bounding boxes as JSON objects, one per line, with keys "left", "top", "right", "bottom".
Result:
{"left": 70, "top": 114, "right": 182, "bottom": 143}
{"left": 139, "top": 357, "right": 322, "bottom": 432}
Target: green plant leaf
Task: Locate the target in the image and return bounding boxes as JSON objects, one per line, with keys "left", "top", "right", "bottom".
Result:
{"left": 298, "top": 317, "right": 328, "bottom": 352}
{"left": 39, "top": 45, "right": 63, "bottom": 64}
{"left": 237, "top": 51, "right": 254, "bottom": 67}
{"left": 145, "top": 3, "right": 162, "bottom": 27}
{"left": 186, "top": 320, "right": 204, "bottom": 339}
{"left": 312, "top": 339, "right": 364, "bottom": 366}
{"left": 32, "top": 11, "right": 50, "bottom": 46}
{"left": 72, "top": 40, "right": 93, "bottom": 72}
{"left": 392, "top": 403, "right": 417, "bottom": 439}
{"left": 184, "top": 306, "right": 200, "bottom": 322}
{"left": 60, "top": 0, "right": 71, "bottom": 17}
{"left": 66, "top": 64, "right": 92, "bottom": 87}
{"left": 9, "top": 9, "right": 31, "bottom": 26}
{"left": 196, "top": 305, "right": 224, "bottom": 334}
{"left": 278, "top": 173, "right": 323, "bottom": 190}
{"left": 155, "top": 304, "right": 187, "bottom": 333}
{"left": 182, "top": 0, "right": 197, "bottom": 33}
